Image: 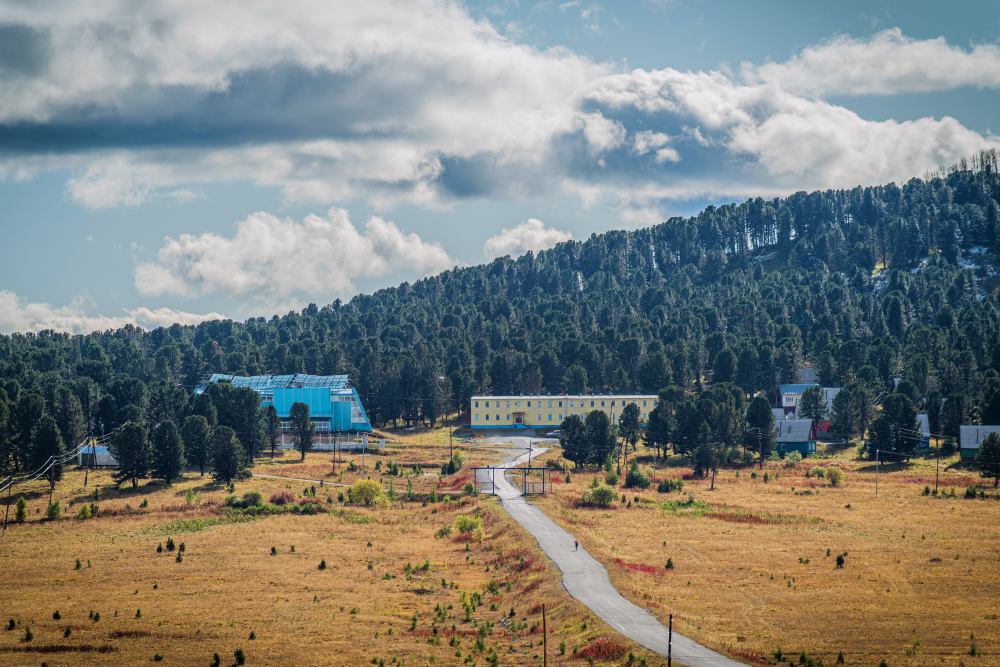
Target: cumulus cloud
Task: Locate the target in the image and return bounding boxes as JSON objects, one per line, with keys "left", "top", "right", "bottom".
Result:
{"left": 0, "top": 3, "right": 997, "bottom": 218}
{"left": 134, "top": 208, "right": 455, "bottom": 299}
{"left": 483, "top": 218, "right": 573, "bottom": 258}
{"left": 743, "top": 28, "right": 1000, "bottom": 96}
{"left": 0, "top": 291, "right": 223, "bottom": 335}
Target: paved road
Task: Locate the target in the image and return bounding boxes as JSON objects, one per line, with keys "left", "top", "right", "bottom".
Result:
{"left": 480, "top": 433, "right": 746, "bottom": 667}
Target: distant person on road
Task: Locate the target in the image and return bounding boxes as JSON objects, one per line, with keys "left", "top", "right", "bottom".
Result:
{"left": 574, "top": 540, "right": 579, "bottom": 551}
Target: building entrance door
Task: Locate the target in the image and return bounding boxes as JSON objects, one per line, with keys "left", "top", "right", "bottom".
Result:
{"left": 514, "top": 413, "right": 523, "bottom": 425}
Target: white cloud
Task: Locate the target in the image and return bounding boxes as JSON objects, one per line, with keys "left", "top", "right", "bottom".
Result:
{"left": 483, "top": 218, "right": 573, "bottom": 258}
{"left": 0, "top": 291, "right": 223, "bottom": 335}
{"left": 134, "top": 208, "right": 455, "bottom": 299}
{"left": 742, "top": 28, "right": 1000, "bottom": 96}
{"left": 0, "top": 4, "right": 997, "bottom": 219}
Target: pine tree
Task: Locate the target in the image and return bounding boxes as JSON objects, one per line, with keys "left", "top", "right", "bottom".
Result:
{"left": 181, "top": 415, "right": 210, "bottom": 476}
{"left": 797, "top": 386, "right": 826, "bottom": 421}
{"left": 29, "top": 414, "right": 66, "bottom": 491}
{"left": 14, "top": 496, "right": 26, "bottom": 522}
{"left": 289, "top": 402, "right": 315, "bottom": 461}
{"left": 210, "top": 426, "right": 249, "bottom": 484}
{"left": 151, "top": 420, "right": 186, "bottom": 485}
{"left": 109, "top": 422, "right": 151, "bottom": 488}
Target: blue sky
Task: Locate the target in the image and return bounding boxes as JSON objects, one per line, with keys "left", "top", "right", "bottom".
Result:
{"left": 1, "top": 0, "right": 998, "bottom": 334}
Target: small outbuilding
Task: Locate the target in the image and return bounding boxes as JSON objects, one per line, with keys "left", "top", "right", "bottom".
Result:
{"left": 959, "top": 425, "right": 1000, "bottom": 462}
{"left": 774, "top": 418, "right": 817, "bottom": 455}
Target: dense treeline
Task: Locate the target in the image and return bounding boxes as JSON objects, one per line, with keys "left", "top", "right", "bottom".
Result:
{"left": 2, "top": 151, "right": 1000, "bottom": 479}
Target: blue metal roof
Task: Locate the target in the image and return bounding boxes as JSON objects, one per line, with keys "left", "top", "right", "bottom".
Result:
{"left": 196, "top": 373, "right": 350, "bottom": 394}
{"left": 778, "top": 384, "right": 818, "bottom": 395}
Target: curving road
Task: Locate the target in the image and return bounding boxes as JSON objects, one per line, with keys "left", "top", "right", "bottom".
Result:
{"left": 480, "top": 434, "right": 745, "bottom": 667}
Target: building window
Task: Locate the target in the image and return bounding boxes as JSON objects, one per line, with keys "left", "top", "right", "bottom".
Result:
{"left": 475, "top": 401, "right": 479, "bottom": 408}
{"left": 485, "top": 414, "right": 490, "bottom": 421}
{"left": 527, "top": 401, "right": 532, "bottom": 407}
{"left": 506, "top": 414, "right": 511, "bottom": 421}
{"left": 569, "top": 400, "right": 574, "bottom": 407}
{"left": 558, "top": 401, "right": 563, "bottom": 407}
{"left": 653, "top": 400, "right": 657, "bottom": 406}
{"left": 548, "top": 414, "right": 552, "bottom": 420}
{"left": 643, "top": 413, "right": 647, "bottom": 420}
{"left": 474, "top": 414, "right": 479, "bottom": 421}
{"left": 643, "top": 400, "right": 647, "bottom": 407}
{"left": 591, "top": 401, "right": 595, "bottom": 407}
{"left": 496, "top": 415, "right": 500, "bottom": 422}
{"left": 548, "top": 401, "right": 552, "bottom": 407}
{"left": 507, "top": 401, "right": 511, "bottom": 408}
{"left": 611, "top": 401, "right": 616, "bottom": 407}
{"left": 601, "top": 401, "right": 605, "bottom": 407}
{"left": 516, "top": 401, "right": 521, "bottom": 407}
{"left": 558, "top": 413, "right": 563, "bottom": 420}
{"left": 485, "top": 401, "right": 490, "bottom": 408}
{"left": 537, "top": 414, "right": 542, "bottom": 421}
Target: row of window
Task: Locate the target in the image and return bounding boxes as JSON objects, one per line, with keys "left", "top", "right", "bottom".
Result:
{"left": 475, "top": 398, "right": 655, "bottom": 409}
{"left": 474, "top": 412, "right": 649, "bottom": 422}
{"left": 279, "top": 420, "right": 332, "bottom": 431}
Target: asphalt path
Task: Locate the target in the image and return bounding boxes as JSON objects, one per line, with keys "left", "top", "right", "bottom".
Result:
{"left": 480, "top": 433, "right": 745, "bottom": 667}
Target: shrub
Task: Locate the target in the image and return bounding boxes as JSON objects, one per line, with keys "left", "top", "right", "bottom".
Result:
{"left": 922, "top": 486, "right": 930, "bottom": 495}
{"left": 24, "top": 626, "right": 33, "bottom": 642}
{"left": 350, "top": 480, "right": 387, "bottom": 507}
{"left": 157, "top": 543, "right": 163, "bottom": 553}
{"left": 435, "top": 524, "right": 452, "bottom": 539}
{"left": 243, "top": 490, "right": 264, "bottom": 507}
{"left": 785, "top": 451, "right": 802, "bottom": 466}
{"left": 269, "top": 491, "right": 295, "bottom": 506}
{"left": 139, "top": 498, "right": 148, "bottom": 508}
{"left": 234, "top": 647, "right": 246, "bottom": 665}
{"left": 14, "top": 496, "right": 26, "bottom": 523}
{"left": 166, "top": 538, "right": 176, "bottom": 551}
{"left": 270, "top": 546, "right": 277, "bottom": 556}
{"left": 810, "top": 466, "right": 825, "bottom": 478}
{"left": 665, "top": 558, "right": 674, "bottom": 570}
{"left": 250, "top": 631, "right": 256, "bottom": 640}
{"left": 175, "top": 553, "right": 183, "bottom": 563}
{"left": 454, "top": 515, "right": 481, "bottom": 534}
{"left": 75, "top": 558, "right": 82, "bottom": 570}
{"left": 52, "top": 610, "right": 60, "bottom": 620}
{"left": 154, "top": 653, "right": 164, "bottom": 661}
{"left": 136, "top": 609, "right": 142, "bottom": 618}
{"left": 64, "top": 626, "right": 71, "bottom": 637}
{"left": 583, "top": 485, "right": 617, "bottom": 507}
{"left": 461, "top": 482, "right": 475, "bottom": 496}
{"left": 965, "top": 485, "right": 978, "bottom": 499}
{"left": 185, "top": 488, "right": 194, "bottom": 504}
{"left": 825, "top": 467, "right": 844, "bottom": 487}
{"left": 836, "top": 554, "right": 845, "bottom": 568}
{"left": 46, "top": 500, "right": 61, "bottom": 520}
{"left": 319, "top": 560, "right": 327, "bottom": 570}
{"left": 624, "top": 460, "right": 650, "bottom": 489}
{"left": 76, "top": 503, "right": 93, "bottom": 520}
{"left": 605, "top": 470, "right": 620, "bottom": 486}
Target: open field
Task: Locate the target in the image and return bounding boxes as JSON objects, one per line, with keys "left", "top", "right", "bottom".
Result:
{"left": 0, "top": 449, "right": 660, "bottom": 667}
{"left": 533, "top": 445, "right": 1000, "bottom": 666}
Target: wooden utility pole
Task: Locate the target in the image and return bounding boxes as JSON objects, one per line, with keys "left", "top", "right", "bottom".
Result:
{"left": 542, "top": 604, "right": 547, "bottom": 667}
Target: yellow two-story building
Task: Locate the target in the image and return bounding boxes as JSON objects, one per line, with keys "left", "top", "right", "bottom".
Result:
{"left": 468, "top": 393, "right": 657, "bottom": 429}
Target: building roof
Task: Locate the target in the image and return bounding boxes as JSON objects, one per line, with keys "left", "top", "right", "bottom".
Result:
{"left": 959, "top": 425, "right": 1000, "bottom": 449}
{"left": 196, "top": 373, "right": 350, "bottom": 394}
{"left": 917, "top": 414, "right": 930, "bottom": 437}
{"left": 775, "top": 419, "right": 815, "bottom": 442}
{"left": 779, "top": 384, "right": 818, "bottom": 395}
{"left": 772, "top": 408, "right": 790, "bottom": 420}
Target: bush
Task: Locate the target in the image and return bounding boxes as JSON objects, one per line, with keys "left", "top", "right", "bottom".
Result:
{"left": 269, "top": 491, "right": 295, "bottom": 506}
{"left": 52, "top": 610, "right": 60, "bottom": 620}
{"left": 965, "top": 485, "right": 978, "bottom": 499}
{"left": 583, "top": 485, "right": 617, "bottom": 507}
{"left": 185, "top": 488, "right": 194, "bottom": 504}
{"left": 234, "top": 648, "right": 246, "bottom": 665}
{"left": 24, "top": 626, "right": 32, "bottom": 641}
{"left": 785, "top": 451, "right": 802, "bottom": 466}
{"left": 605, "top": 471, "right": 620, "bottom": 486}
{"left": 665, "top": 558, "right": 674, "bottom": 570}
{"left": 824, "top": 467, "right": 844, "bottom": 487}
{"left": 810, "top": 466, "right": 825, "bottom": 478}
{"left": 14, "top": 496, "right": 26, "bottom": 523}
{"left": 624, "top": 461, "right": 650, "bottom": 489}
{"left": 454, "top": 515, "right": 481, "bottom": 534}
{"left": 350, "top": 480, "right": 387, "bottom": 507}
{"left": 319, "top": 560, "right": 327, "bottom": 570}
{"left": 77, "top": 504, "right": 92, "bottom": 520}
{"left": 46, "top": 500, "right": 61, "bottom": 520}
{"left": 166, "top": 537, "right": 176, "bottom": 551}
{"left": 836, "top": 554, "right": 845, "bottom": 568}
{"left": 435, "top": 524, "right": 452, "bottom": 539}
{"left": 243, "top": 490, "right": 264, "bottom": 507}
{"left": 461, "top": 482, "right": 475, "bottom": 496}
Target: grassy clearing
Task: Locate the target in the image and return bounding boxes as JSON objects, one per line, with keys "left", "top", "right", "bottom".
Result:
{"left": 0, "top": 442, "right": 665, "bottom": 666}
{"left": 536, "top": 445, "right": 1000, "bottom": 666}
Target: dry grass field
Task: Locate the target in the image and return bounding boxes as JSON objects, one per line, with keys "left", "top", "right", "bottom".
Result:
{"left": 0, "top": 443, "right": 656, "bottom": 667}
{"left": 534, "top": 446, "right": 1000, "bottom": 667}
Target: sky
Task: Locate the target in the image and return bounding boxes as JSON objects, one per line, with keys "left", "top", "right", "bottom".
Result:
{"left": 1, "top": 0, "right": 999, "bottom": 335}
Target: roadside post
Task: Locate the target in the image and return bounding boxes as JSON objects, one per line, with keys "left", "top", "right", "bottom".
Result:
{"left": 542, "top": 603, "right": 547, "bottom": 667}
{"left": 668, "top": 614, "right": 672, "bottom": 667}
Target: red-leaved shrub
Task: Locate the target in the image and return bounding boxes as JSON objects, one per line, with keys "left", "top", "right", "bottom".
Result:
{"left": 269, "top": 491, "right": 295, "bottom": 506}
{"left": 572, "top": 637, "right": 628, "bottom": 660}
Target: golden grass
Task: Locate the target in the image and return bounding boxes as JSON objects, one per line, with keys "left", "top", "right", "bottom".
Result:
{"left": 0, "top": 450, "right": 660, "bottom": 667}
{"left": 537, "top": 446, "right": 1000, "bottom": 666}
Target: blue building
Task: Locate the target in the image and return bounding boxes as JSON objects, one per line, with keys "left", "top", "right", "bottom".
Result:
{"left": 196, "top": 374, "right": 372, "bottom": 434}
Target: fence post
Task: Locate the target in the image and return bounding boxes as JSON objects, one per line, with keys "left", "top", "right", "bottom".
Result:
{"left": 668, "top": 614, "right": 672, "bottom": 667}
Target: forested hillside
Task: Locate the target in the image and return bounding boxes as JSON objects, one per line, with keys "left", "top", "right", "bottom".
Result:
{"left": 2, "top": 150, "right": 1000, "bottom": 473}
